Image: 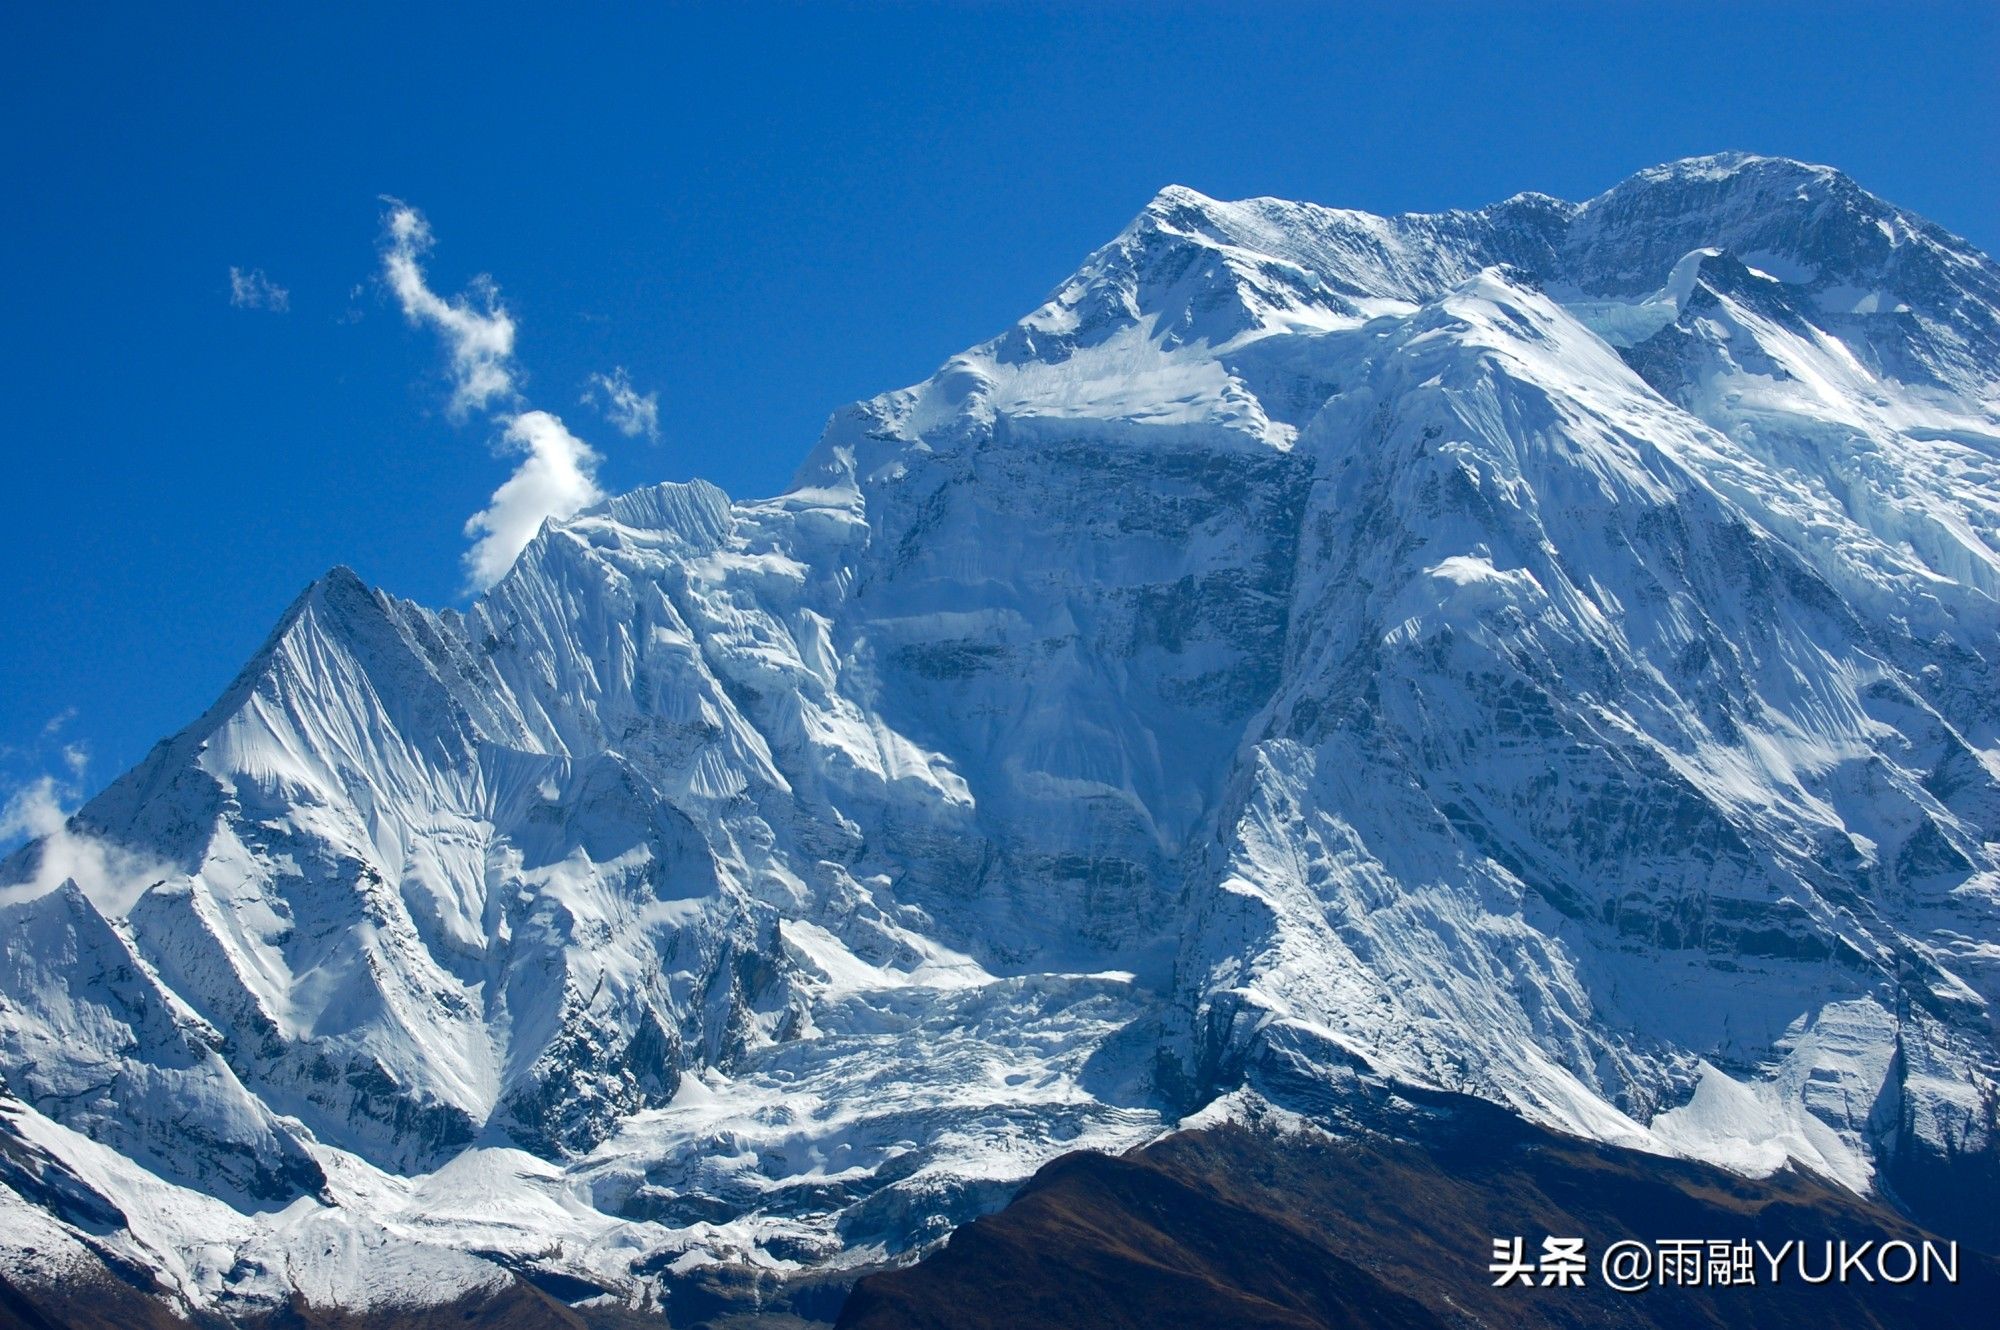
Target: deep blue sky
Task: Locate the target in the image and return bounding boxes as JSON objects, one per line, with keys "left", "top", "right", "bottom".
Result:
{"left": 2, "top": 2, "right": 1996, "bottom": 812}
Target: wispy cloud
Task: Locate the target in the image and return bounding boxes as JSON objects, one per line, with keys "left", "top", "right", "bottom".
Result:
{"left": 0, "top": 729, "right": 173, "bottom": 916}
{"left": 584, "top": 367, "right": 661, "bottom": 441}
{"left": 462, "top": 410, "right": 604, "bottom": 592}
{"left": 379, "top": 201, "right": 607, "bottom": 591}
{"left": 228, "top": 266, "right": 290, "bottom": 312}
{"left": 380, "top": 201, "right": 519, "bottom": 417}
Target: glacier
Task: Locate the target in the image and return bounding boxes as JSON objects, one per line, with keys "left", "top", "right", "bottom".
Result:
{"left": 1, "top": 152, "right": 1997, "bottom": 1320}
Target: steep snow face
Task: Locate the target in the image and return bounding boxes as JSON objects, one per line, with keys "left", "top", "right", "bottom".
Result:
{"left": 1171, "top": 271, "right": 1998, "bottom": 1199}
{"left": 2, "top": 153, "right": 1997, "bottom": 1314}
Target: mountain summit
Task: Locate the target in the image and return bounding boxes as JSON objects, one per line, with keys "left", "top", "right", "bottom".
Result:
{"left": 4, "top": 155, "right": 1997, "bottom": 1322}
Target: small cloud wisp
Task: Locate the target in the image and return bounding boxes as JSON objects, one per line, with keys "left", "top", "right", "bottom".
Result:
{"left": 462, "top": 410, "right": 605, "bottom": 591}
{"left": 380, "top": 203, "right": 518, "bottom": 417}
{"left": 584, "top": 367, "right": 661, "bottom": 441}
{"left": 228, "top": 266, "right": 290, "bottom": 312}
{"left": 0, "top": 741, "right": 174, "bottom": 917}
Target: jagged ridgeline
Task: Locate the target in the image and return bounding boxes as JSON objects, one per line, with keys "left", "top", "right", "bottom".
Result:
{"left": 2, "top": 153, "right": 1997, "bottom": 1323}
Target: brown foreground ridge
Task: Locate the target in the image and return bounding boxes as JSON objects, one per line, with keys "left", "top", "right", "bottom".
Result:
{"left": 838, "top": 1097, "right": 1993, "bottom": 1330}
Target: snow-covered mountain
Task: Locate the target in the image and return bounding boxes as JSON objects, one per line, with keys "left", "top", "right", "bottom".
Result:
{"left": 3, "top": 153, "right": 1997, "bottom": 1321}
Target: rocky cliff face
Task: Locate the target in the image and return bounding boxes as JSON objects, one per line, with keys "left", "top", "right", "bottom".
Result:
{"left": 2, "top": 153, "right": 1996, "bottom": 1320}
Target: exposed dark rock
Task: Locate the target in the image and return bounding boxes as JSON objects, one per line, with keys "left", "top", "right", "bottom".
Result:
{"left": 839, "top": 1106, "right": 1992, "bottom": 1329}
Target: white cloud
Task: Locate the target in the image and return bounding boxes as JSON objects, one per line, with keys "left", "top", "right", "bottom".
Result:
{"left": 584, "top": 366, "right": 661, "bottom": 441}
{"left": 228, "top": 266, "right": 290, "bottom": 312}
{"left": 378, "top": 201, "right": 612, "bottom": 590}
{"left": 461, "top": 409, "right": 605, "bottom": 592}
{"left": 338, "top": 282, "right": 367, "bottom": 325}
{"left": 0, "top": 745, "right": 174, "bottom": 916}
{"left": 379, "top": 202, "right": 519, "bottom": 417}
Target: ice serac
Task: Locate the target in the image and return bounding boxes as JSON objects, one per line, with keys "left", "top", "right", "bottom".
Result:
{"left": 1, "top": 152, "right": 1996, "bottom": 1318}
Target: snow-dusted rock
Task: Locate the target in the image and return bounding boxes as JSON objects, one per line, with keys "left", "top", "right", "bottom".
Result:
{"left": 2, "top": 153, "right": 1996, "bottom": 1314}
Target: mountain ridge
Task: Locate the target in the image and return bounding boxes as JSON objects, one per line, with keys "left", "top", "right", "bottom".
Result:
{"left": 2, "top": 153, "right": 1996, "bottom": 1322}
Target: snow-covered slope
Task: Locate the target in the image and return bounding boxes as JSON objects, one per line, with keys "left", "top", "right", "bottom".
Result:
{"left": 3, "top": 153, "right": 1996, "bottom": 1319}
